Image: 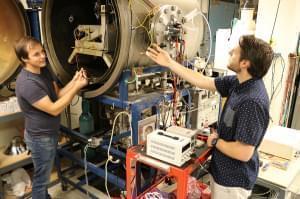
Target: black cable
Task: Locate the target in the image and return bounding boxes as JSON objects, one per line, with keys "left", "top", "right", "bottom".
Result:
{"left": 6, "top": 82, "right": 15, "bottom": 92}
{"left": 71, "top": 95, "right": 80, "bottom": 106}
{"left": 270, "top": 54, "right": 285, "bottom": 104}
{"left": 0, "top": 84, "right": 14, "bottom": 98}
{"left": 272, "top": 55, "right": 285, "bottom": 96}
{"left": 270, "top": 0, "right": 281, "bottom": 42}
{"left": 64, "top": 109, "right": 70, "bottom": 128}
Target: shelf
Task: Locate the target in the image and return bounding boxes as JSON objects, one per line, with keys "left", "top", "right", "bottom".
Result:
{"left": 0, "top": 147, "right": 31, "bottom": 175}
{"left": 0, "top": 147, "right": 31, "bottom": 199}
{"left": 0, "top": 137, "right": 70, "bottom": 174}
{"left": 0, "top": 139, "right": 69, "bottom": 198}
{"left": 0, "top": 112, "right": 23, "bottom": 124}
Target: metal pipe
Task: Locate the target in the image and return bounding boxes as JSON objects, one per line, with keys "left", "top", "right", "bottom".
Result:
{"left": 137, "top": 154, "right": 171, "bottom": 172}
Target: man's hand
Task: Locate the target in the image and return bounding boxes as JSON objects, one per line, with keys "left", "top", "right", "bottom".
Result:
{"left": 207, "top": 129, "right": 219, "bottom": 148}
{"left": 206, "top": 129, "right": 255, "bottom": 162}
{"left": 57, "top": 68, "right": 88, "bottom": 98}
{"left": 146, "top": 43, "right": 217, "bottom": 92}
{"left": 74, "top": 69, "right": 88, "bottom": 89}
{"left": 80, "top": 68, "right": 88, "bottom": 79}
{"left": 72, "top": 68, "right": 86, "bottom": 82}
{"left": 72, "top": 70, "right": 80, "bottom": 82}
{"left": 146, "top": 44, "right": 173, "bottom": 68}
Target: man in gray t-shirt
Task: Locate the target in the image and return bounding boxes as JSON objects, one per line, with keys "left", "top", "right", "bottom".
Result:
{"left": 16, "top": 67, "right": 60, "bottom": 137}
{"left": 15, "top": 36, "right": 88, "bottom": 199}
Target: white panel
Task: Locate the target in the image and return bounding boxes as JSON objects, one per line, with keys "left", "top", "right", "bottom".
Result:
{"left": 214, "top": 29, "right": 231, "bottom": 71}
{"left": 256, "top": 0, "right": 300, "bottom": 125}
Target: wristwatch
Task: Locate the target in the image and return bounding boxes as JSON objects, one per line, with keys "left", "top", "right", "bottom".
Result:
{"left": 211, "top": 138, "right": 219, "bottom": 147}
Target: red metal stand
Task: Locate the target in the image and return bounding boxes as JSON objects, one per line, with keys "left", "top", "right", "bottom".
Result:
{"left": 126, "top": 145, "right": 211, "bottom": 199}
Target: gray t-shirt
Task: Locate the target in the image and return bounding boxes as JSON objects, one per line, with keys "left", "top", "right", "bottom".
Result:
{"left": 16, "top": 67, "right": 60, "bottom": 136}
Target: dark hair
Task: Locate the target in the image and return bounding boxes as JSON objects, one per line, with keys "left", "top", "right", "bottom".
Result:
{"left": 14, "top": 36, "right": 41, "bottom": 66}
{"left": 239, "top": 35, "right": 274, "bottom": 78}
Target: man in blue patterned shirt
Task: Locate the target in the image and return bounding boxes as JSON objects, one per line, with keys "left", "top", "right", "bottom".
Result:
{"left": 146, "top": 35, "right": 273, "bottom": 198}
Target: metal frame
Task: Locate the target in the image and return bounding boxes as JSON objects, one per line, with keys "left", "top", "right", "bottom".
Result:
{"left": 255, "top": 179, "right": 286, "bottom": 199}
{"left": 56, "top": 66, "right": 192, "bottom": 198}
{"left": 126, "top": 145, "right": 211, "bottom": 198}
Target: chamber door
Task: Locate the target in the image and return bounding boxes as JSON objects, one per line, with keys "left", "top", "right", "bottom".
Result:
{"left": 0, "top": 0, "right": 30, "bottom": 85}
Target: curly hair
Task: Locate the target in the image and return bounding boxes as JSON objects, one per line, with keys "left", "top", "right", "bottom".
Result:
{"left": 239, "top": 35, "right": 274, "bottom": 78}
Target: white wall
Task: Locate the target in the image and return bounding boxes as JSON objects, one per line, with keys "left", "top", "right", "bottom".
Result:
{"left": 256, "top": 0, "right": 300, "bottom": 126}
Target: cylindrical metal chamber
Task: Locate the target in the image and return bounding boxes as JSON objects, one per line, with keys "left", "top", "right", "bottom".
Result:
{"left": 0, "top": 0, "right": 30, "bottom": 85}
{"left": 42, "top": 0, "right": 204, "bottom": 98}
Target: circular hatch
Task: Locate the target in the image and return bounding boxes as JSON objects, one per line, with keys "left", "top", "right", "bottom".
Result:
{"left": 0, "top": 0, "right": 30, "bottom": 85}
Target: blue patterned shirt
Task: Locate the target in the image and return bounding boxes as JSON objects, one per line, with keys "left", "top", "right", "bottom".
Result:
{"left": 209, "top": 75, "right": 269, "bottom": 190}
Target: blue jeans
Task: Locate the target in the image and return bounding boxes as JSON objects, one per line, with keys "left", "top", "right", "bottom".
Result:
{"left": 25, "top": 131, "right": 58, "bottom": 199}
